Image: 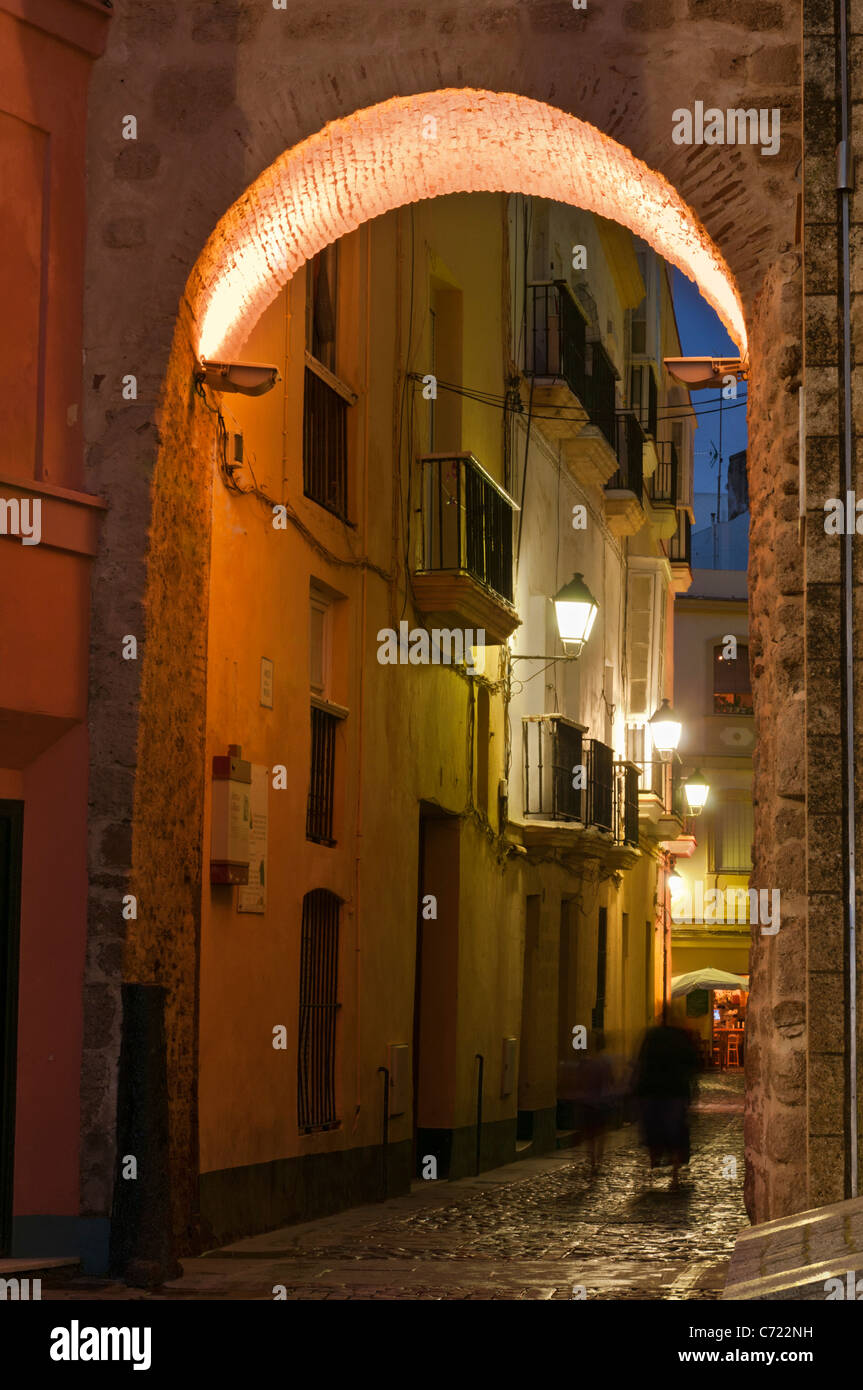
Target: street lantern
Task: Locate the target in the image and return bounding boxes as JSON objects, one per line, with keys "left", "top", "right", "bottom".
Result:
{"left": 649, "top": 698, "right": 683, "bottom": 757}
{"left": 554, "top": 573, "right": 599, "bottom": 655}
{"left": 683, "top": 768, "right": 710, "bottom": 815}
{"left": 667, "top": 870, "right": 684, "bottom": 896}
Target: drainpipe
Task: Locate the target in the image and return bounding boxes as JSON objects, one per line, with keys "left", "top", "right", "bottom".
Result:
{"left": 838, "top": 0, "right": 858, "bottom": 1196}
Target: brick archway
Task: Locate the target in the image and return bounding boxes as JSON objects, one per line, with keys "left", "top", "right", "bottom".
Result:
{"left": 81, "top": 2, "right": 804, "bottom": 1268}
{"left": 192, "top": 89, "right": 746, "bottom": 362}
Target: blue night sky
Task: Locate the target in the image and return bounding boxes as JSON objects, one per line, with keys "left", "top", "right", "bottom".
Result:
{"left": 671, "top": 268, "right": 748, "bottom": 521}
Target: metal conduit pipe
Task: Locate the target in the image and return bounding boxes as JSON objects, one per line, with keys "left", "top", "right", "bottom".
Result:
{"left": 838, "top": 0, "right": 858, "bottom": 1196}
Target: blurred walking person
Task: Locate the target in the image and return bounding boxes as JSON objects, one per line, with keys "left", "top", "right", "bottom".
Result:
{"left": 632, "top": 1020, "right": 700, "bottom": 1190}
{"left": 572, "top": 1032, "right": 616, "bottom": 1175}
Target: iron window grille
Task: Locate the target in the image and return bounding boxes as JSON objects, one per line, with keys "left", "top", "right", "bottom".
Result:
{"left": 522, "top": 714, "right": 586, "bottom": 821}
{"left": 585, "top": 738, "right": 614, "bottom": 832}
{"left": 419, "top": 453, "right": 517, "bottom": 604}
{"left": 646, "top": 439, "right": 678, "bottom": 505}
{"left": 297, "top": 888, "right": 341, "bottom": 1132}
{"left": 306, "top": 704, "right": 339, "bottom": 844}
{"left": 303, "top": 363, "right": 348, "bottom": 520}
{"left": 605, "top": 409, "right": 645, "bottom": 497}
{"left": 614, "top": 761, "right": 641, "bottom": 847}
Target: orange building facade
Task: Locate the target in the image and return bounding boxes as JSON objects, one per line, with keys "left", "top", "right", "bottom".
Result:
{"left": 0, "top": 0, "right": 109, "bottom": 1263}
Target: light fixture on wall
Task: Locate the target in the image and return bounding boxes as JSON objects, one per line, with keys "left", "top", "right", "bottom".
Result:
{"left": 663, "top": 356, "right": 748, "bottom": 389}
{"left": 195, "top": 360, "right": 281, "bottom": 397}
{"left": 649, "top": 698, "right": 683, "bottom": 759}
{"left": 511, "top": 573, "right": 599, "bottom": 664}
{"left": 667, "top": 869, "right": 684, "bottom": 895}
{"left": 683, "top": 768, "right": 710, "bottom": 815}
{"left": 553, "top": 574, "right": 599, "bottom": 655}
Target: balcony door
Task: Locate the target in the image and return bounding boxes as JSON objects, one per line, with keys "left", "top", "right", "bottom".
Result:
{"left": 0, "top": 801, "right": 23, "bottom": 1255}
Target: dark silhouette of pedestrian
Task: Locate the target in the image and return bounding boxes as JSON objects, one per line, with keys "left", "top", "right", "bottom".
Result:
{"left": 632, "top": 1021, "right": 701, "bottom": 1190}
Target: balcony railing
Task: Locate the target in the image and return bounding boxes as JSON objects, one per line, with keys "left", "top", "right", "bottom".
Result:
{"left": 586, "top": 339, "right": 618, "bottom": 450}
{"left": 419, "top": 454, "right": 516, "bottom": 604}
{"left": 523, "top": 715, "right": 586, "bottom": 821}
{"left": 605, "top": 410, "right": 645, "bottom": 496}
{"left": 646, "top": 439, "right": 678, "bottom": 506}
{"left": 585, "top": 738, "right": 614, "bottom": 833}
{"left": 614, "top": 761, "right": 641, "bottom": 847}
{"left": 525, "top": 281, "right": 588, "bottom": 403}
{"left": 668, "top": 509, "right": 692, "bottom": 565}
{"left": 303, "top": 364, "right": 348, "bottom": 519}
{"left": 631, "top": 364, "right": 658, "bottom": 440}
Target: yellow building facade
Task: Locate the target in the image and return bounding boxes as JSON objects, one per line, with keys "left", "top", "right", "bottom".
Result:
{"left": 195, "top": 192, "right": 697, "bottom": 1241}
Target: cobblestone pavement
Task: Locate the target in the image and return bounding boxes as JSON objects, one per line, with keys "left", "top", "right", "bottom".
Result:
{"left": 49, "top": 1074, "right": 745, "bottom": 1302}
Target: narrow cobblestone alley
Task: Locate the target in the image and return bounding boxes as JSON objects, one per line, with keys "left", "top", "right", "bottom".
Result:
{"left": 49, "top": 1076, "right": 745, "bottom": 1302}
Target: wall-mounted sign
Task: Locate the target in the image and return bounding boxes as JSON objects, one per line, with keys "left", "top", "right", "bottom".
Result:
{"left": 237, "top": 764, "right": 268, "bottom": 914}
{"left": 260, "top": 657, "right": 274, "bottom": 709}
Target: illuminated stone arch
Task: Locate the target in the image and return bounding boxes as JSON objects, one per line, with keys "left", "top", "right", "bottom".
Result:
{"left": 97, "top": 80, "right": 804, "bottom": 1271}
{"left": 191, "top": 89, "right": 747, "bottom": 362}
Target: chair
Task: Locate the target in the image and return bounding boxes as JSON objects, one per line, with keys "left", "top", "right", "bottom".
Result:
{"left": 711, "top": 1039, "right": 722, "bottom": 1069}
{"left": 726, "top": 1033, "right": 742, "bottom": 1067}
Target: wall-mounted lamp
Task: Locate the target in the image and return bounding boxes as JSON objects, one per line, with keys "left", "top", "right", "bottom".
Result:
{"left": 554, "top": 573, "right": 599, "bottom": 655}
{"left": 196, "top": 360, "right": 281, "bottom": 397}
{"left": 511, "top": 573, "right": 599, "bottom": 663}
{"left": 663, "top": 356, "right": 748, "bottom": 390}
{"left": 667, "top": 870, "right": 684, "bottom": 895}
{"left": 682, "top": 768, "right": 710, "bottom": 815}
{"left": 649, "top": 698, "right": 683, "bottom": 759}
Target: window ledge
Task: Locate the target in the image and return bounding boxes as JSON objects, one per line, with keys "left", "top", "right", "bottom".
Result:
{"left": 305, "top": 351, "right": 358, "bottom": 406}
{"left": 311, "top": 695, "right": 349, "bottom": 720}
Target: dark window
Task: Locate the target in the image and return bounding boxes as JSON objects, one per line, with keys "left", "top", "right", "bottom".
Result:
{"left": 306, "top": 706, "right": 338, "bottom": 844}
{"left": 306, "top": 245, "right": 338, "bottom": 372}
{"left": 713, "top": 643, "right": 753, "bottom": 714}
{"left": 303, "top": 367, "right": 348, "bottom": 519}
{"left": 298, "top": 889, "right": 340, "bottom": 1131}
{"left": 592, "top": 907, "right": 608, "bottom": 1032}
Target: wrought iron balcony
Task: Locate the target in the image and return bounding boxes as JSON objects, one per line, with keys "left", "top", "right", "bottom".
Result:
{"left": 614, "top": 761, "right": 641, "bottom": 847}
{"left": 630, "top": 363, "right": 658, "bottom": 440}
{"left": 604, "top": 410, "right": 646, "bottom": 537}
{"left": 522, "top": 714, "right": 586, "bottom": 821}
{"left": 646, "top": 440, "right": 678, "bottom": 506}
{"left": 414, "top": 453, "right": 520, "bottom": 645}
{"left": 586, "top": 339, "right": 618, "bottom": 450}
{"left": 525, "top": 281, "right": 589, "bottom": 404}
{"left": 605, "top": 410, "right": 646, "bottom": 496}
{"left": 668, "top": 509, "right": 692, "bottom": 566}
{"left": 585, "top": 737, "right": 614, "bottom": 833}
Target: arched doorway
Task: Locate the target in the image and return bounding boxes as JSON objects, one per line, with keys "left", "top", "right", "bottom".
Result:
{"left": 82, "top": 69, "right": 800, "bottom": 1267}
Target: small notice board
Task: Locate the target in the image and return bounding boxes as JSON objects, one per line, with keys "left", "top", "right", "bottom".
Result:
{"left": 237, "top": 764, "right": 268, "bottom": 914}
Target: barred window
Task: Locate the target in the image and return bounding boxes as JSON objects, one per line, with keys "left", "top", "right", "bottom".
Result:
{"left": 297, "top": 889, "right": 340, "bottom": 1131}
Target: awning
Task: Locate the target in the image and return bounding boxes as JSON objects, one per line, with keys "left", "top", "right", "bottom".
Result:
{"left": 671, "top": 967, "right": 749, "bottom": 997}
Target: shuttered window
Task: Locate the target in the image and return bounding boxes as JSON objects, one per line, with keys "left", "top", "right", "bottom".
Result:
{"left": 710, "top": 799, "right": 754, "bottom": 873}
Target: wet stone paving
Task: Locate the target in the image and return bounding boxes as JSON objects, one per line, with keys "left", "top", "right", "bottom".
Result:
{"left": 50, "top": 1075, "right": 745, "bottom": 1302}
